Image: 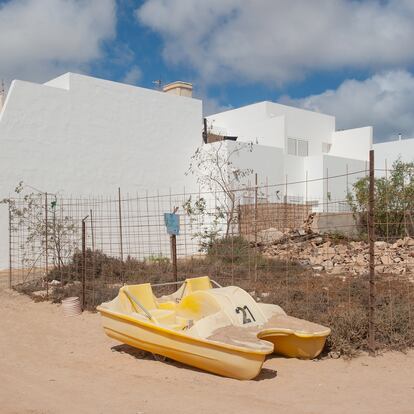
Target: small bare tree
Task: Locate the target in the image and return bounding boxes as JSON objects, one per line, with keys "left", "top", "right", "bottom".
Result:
{"left": 2, "top": 182, "right": 77, "bottom": 284}
{"left": 184, "top": 141, "right": 253, "bottom": 248}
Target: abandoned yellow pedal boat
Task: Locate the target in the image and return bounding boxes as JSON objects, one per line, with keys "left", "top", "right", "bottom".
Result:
{"left": 97, "top": 277, "right": 330, "bottom": 380}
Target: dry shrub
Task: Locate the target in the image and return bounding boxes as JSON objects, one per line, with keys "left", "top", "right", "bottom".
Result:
{"left": 260, "top": 273, "right": 413, "bottom": 356}
{"left": 14, "top": 244, "right": 414, "bottom": 357}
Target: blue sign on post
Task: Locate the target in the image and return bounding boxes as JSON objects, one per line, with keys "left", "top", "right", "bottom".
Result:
{"left": 164, "top": 213, "right": 180, "bottom": 236}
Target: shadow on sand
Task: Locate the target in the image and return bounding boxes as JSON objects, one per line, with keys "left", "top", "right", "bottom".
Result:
{"left": 111, "top": 343, "right": 278, "bottom": 381}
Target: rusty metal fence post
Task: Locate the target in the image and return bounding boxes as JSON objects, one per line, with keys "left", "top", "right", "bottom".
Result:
{"left": 45, "top": 192, "right": 49, "bottom": 299}
{"left": 171, "top": 234, "right": 178, "bottom": 283}
{"left": 118, "top": 187, "right": 124, "bottom": 262}
{"left": 118, "top": 187, "right": 124, "bottom": 284}
{"left": 254, "top": 173, "right": 258, "bottom": 282}
{"left": 326, "top": 168, "right": 329, "bottom": 213}
{"left": 90, "top": 209, "right": 96, "bottom": 305}
{"left": 81, "top": 215, "right": 89, "bottom": 309}
{"left": 8, "top": 203, "right": 12, "bottom": 289}
{"left": 368, "top": 149, "right": 376, "bottom": 354}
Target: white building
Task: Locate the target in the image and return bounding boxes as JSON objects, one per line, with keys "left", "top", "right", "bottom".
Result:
{"left": 0, "top": 73, "right": 202, "bottom": 268}
{"left": 373, "top": 137, "right": 414, "bottom": 171}
{"left": 206, "top": 102, "right": 372, "bottom": 206}
{"left": 1, "top": 72, "right": 412, "bottom": 269}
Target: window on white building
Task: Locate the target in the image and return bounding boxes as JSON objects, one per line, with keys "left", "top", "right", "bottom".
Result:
{"left": 322, "top": 142, "right": 332, "bottom": 153}
{"left": 297, "top": 139, "right": 309, "bottom": 156}
{"left": 287, "top": 138, "right": 297, "bottom": 155}
{"left": 287, "top": 137, "right": 309, "bottom": 156}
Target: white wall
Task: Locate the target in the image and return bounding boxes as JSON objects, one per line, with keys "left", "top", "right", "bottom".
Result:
{"left": 223, "top": 140, "right": 307, "bottom": 200}
{"left": 198, "top": 141, "right": 288, "bottom": 209}
{"left": 303, "top": 155, "right": 367, "bottom": 211}
{"left": 266, "top": 102, "right": 336, "bottom": 157}
{"left": 197, "top": 140, "right": 286, "bottom": 199}
{"left": 207, "top": 102, "right": 287, "bottom": 148}
{"left": 374, "top": 138, "right": 414, "bottom": 171}
{"left": 0, "top": 73, "right": 202, "bottom": 268}
{"left": 231, "top": 116, "right": 286, "bottom": 148}
{"left": 43, "top": 73, "right": 71, "bottom": 89}
{"left": 226, "top": 141, "right": 285, "bottom": 187}
{"left": 206, "top": 101, "right": 374, "bottom": 215}
{"left": 330, "top": 127, "right": 372, "bottom": 161}
{"left": 207, "top": 102, "right": 268, "bottom": 137}
{"left": 303, "top": 156, "right": 324, "bottom": 203}
{"left": 211, "top": 141, "right": 368, "bottom": 207}
{"left": 284, "top": 155, "right": 306, "bottom": 199}
{"left": 208, "top": 101, "right": 336, "bottom": 157}
{"left": 322, "top": 155, "right": 367, "bottom": 210}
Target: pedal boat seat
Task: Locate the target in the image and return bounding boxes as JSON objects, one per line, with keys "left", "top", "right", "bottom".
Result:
{"left": 120, "top": 284, "right": 187, "bottom": 330}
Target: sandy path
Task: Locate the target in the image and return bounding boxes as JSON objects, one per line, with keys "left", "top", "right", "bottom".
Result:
{"left": 1, "top": 289, "right": 413, "bottom": 414}
{"left": 0, "top": 269, "right": 10, "bottom": 289}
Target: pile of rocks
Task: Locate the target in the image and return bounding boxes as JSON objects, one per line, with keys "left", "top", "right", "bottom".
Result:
{"left": 259, "top": 228, "right": 414, "bottom": 276}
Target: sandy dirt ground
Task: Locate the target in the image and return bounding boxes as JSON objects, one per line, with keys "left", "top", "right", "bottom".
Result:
{"left": 0, "top": 270, "right": 10, "bottom": 289}
{"left": 1, "top": 289, "right": 414, "bottom": 414}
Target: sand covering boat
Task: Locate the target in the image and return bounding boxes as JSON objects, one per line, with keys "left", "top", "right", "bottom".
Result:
{"left": 97, "top": 276, "right": 330, "bottom": 380}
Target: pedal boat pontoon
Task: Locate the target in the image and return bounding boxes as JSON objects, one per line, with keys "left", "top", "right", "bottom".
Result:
{"left": 97, "top": 277, "right": 330, "bottom": 380}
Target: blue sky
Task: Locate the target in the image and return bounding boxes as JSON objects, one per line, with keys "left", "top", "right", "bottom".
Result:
{"left": 1, "top": 0, "right": 414, "bottom": 142}
{"left": 92, "top": 1, "right": 354, "bottom": 103}
{"left": 91, "top": 1, "right": 377, "bottom": 110}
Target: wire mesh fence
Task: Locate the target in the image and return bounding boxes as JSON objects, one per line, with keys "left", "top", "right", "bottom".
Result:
{"left": 6, "top": 157, "right": 414, "bottom": 356}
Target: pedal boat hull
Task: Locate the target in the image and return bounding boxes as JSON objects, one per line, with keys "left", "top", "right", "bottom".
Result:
{"left": 259, "top": 329, "right": 329, "bottom": 359}
{"left": 257, "top": 304, "right": 331, "bottom": 359}
{"left": 97, "top": 306, "right": 273, "bottom": 380}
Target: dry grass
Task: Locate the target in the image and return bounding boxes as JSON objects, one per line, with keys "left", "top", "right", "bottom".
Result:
{"left": 256, "top": 274, "right": 414, "bottom": 356}
{"left": 12, "top": 239, "right": 414, "bottom": 357}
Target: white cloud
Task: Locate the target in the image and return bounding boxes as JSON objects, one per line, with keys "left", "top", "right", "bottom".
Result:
{"left": 137, "top": 0, "right": 414, "bottom": 85}
{"left": 122, "top": 65, "right": 142, "bottom": 85}
{"left": 281, "top": 70, "right": 414, "bottom": 142}
{"left": 0, "top": 0, "right": 116, "bottom": 85}
{"left": 201, "top": 96, "right": 232, "bottom": 117}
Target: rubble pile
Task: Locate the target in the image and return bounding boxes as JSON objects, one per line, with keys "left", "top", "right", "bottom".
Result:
{"left": 258, "top": 227, "right": 414, "bottom": 276}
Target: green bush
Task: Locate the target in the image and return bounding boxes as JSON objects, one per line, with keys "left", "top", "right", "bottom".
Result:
{"left": 207, "top": 236, "right": 251, "bottom": 263}
{"left": 347, "top": 159, "right": 414, "bottom": 238}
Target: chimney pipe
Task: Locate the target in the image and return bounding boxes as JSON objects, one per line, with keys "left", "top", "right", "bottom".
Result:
{"left": 163, "top": 81, "right": 192, "bottom": 98}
